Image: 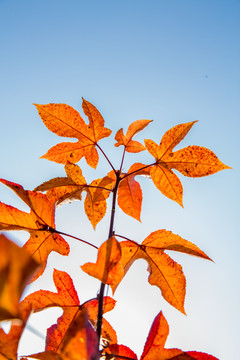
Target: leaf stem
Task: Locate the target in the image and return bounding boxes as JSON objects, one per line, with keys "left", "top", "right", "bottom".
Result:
{"left": 119, "top": 147, "right": 126, "bottom": 174}
{"left": 52, "top": 229, "right": 98, "bottom": 249}
{"left": 114, "top": 233, "right": 139, "bottom": 246}
{"left": 121, "top": 162, "right": 155, "bottom": 180}
{"left": 96, "top": 143, "right": 117, "bottom": 175}
{"left": 96, "top": 171, "right": 121, "bottom": 345}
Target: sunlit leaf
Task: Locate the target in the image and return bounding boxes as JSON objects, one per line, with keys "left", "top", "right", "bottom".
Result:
{"left": 81, "top": 237, "right": 124, "bottom": 286}
{"left": 0, "top": 179, "right": 69, "bottom": 280}
{"left": 115, "top": 119, "right": 152, "bottom": 153}
{"left": 113, "top": 230, "right": 211, "bottom": 313}
{"left": 140, "top": 311, "right": 218, "bottom": 360}
{"left": 36, "top": 99, "right": 111, "bottom": 168}
{"left": 0, "top": 233, "right": 38, "bottom": 320}
{"left": 144, "top": 121, "right": 230, "bottom": 206}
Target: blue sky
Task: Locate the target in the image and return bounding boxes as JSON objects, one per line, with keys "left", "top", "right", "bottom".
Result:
{"left": 0, "top": 0, "right": 239, "bottom": 358}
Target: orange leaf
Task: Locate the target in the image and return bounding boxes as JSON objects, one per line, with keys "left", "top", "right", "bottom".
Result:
{"left": 118, "top": 173, "right": 142, "bottom": 222}
{"left": 28, "top": 311, "right": 100, "bottom": 360}
{"left": 26, "top": 351, "right": 62, "bottom": 360}
{"left": 142, "top": 230, "right": 211, "bottom": 260}
{"left": 0, "top": 234, "right": 38, "bottom": 321}
{"left": 115, "top": 119, "right": 152, "bottom": 153}
{"left": 84, "top": 178, "right": 109, "bottom": 230}
{"left": 36, "top": 164, "right": 114, "bottom": 229}
{"left": 113, "top": 230, "right": 211, "bottom": 313}
{"left": 35, "top": 99, "right": 111, "bottom": 168}
{"left": 140, "top": 311, "right": 218, "bottom": 360}
{"left": 0, "top": 179, "right": 69, "bottom": 280}
{"left": 104, "top": 344, "right": 138, "bottom": 359}
{"left": 117, "top": 163, "right": 151, "bottom": 221}
{"left": 141, "top": 312, "right": 182, "bottom": 360}
{"left": 144, "top": 121, "right": 230, "bottom": 206}
{"left": 20, "top": 269, "right": 115, "bottom": 353}
{"left": 81, "top": 237, "right": 124, "bottom": 286}
{"left": 169, "top": 145, "right": 231, "bottom": 177}
{"left": 20, "top": 269, "right": 79, "bottom": 319}
{"left": 0, "top": 322, "right": 25, "bottom": 360}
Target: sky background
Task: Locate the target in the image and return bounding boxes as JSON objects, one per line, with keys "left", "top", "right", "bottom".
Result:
{"left": 0, "top": 0, "right": 239, "bottom": 359}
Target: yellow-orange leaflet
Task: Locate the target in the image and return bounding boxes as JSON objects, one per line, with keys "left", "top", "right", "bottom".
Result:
{"left": 20, "top": 269, "right": 115, "bottom": 356}
{"left": 35, "top": 98, "right": 112, "bottom": 168}
{"left": 115, "top": 119, "right": 152, "bottom": 153}
{"left": 28, "top": 311, "right": 100, "bottom": 360}
{"left": 35, "top": 163, "right": 113, "bottom": 229}
{"left": 140, "top": 311, "right": 218, "bottom": 360}
{"left": 113, "top": 230, "right": 211, "bottom": 314}
{"left": 0, "top": 234, "right": 38, "bottom": 321}
{"left": 0, "top": 179, "right": 69, "bottom": 280}
{"left": 117, "top": 163, "right": 151, "bottom": 221}
{"left": 0, "top": 322, "right": 26, "bottom": 360}
{"left": 81, "top": 237, "right": 124, "bottom": 286}
{"left": 144, "top": 121, "right": 230, "bottom": 206}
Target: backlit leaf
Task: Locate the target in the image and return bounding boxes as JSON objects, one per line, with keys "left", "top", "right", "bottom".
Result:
{"left": 145, "top": 121, "right": 230, "bottom": 206}
{"left": 81, "top": 237, "right": 124, "bottom": 286}
{"left": 0, "top": 179, "right": 69, "bottom": 280}
{"left": 115, "top": 119, "right": 152, "bottom": 153}
{"left": 36, "top": 164, "right": 114, "bottom": 229}
{"left": 113, "top": 230, "right": 211, "bottom": 313}
{"left": 0, "top": 322, "right": 25, "bottom": 360}
{"left": 117, "top": 163, "right": 151, "bottom": 221}
{"left": 104, "top": 344, "right": 138, "bottom": 359}
{"left": 28, "top": 311, "right": 100, "bottom": 360}
{"left": 36, "top": 99, "right": 111, "bottom": 168}
{"left": 0, "top": 234, "right": 38, "bottom": 320}
{"left": 20, "top": 269, "right": 116, "bottom": 354}
{"left": 140, "top": 311, "right": 218, "bottom": 360}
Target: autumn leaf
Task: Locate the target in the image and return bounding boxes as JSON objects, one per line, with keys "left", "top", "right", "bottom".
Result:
{"left": 115, "top": 119, "right": 152, "bottom": 153}
{"left": 0, "top": 321, "right": 25, "bottom": 360}
{"left": 35, "top": 98, "right": 112, "bottom": 168}
{"left": 144, "top": 121, "right": 230, "bottom": 206}
{"left": 117, "top": 163, "right": 151, "bottom": 221}
{"left": 0, "top": 233, "right": 38, "bottom": 321}
{"left": 104, "top": 344, "right": 138, "bottom": 360}
{"left": 28, "top": 311, "right": 100, "bottom": 360}
{"left": 0, "top": 179, "right": 69, "bottom": 279}
{"left": 113, "top": 230, "right": 211, "bottom": 313}
{"left": 81, "top": 237, "right": 124, "bottom": 286}
{"left": 140, "top": 311, "right": 218, "bottom": 360}
{"left": 35, "top": 163, "right": 114, "bottom": 229}
{"left": 20, "top": 269, "right": 116, "bottom": 353}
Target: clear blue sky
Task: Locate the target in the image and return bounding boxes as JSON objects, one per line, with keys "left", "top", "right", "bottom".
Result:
{"left": 0, "top": 0, "right": 239, "bottom": 359}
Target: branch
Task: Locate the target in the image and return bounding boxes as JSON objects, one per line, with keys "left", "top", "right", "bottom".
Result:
{"left": 52, "top": 229, "right": 98, "bottom": 250}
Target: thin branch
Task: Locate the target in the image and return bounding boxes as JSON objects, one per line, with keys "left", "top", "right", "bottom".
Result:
{"left": 114, "top": 233, "right": 139, "bottom": 246}
{"left": 120, "top": 162, "right": 155, "bottom": 180}
{"left": 96, "top": 143, "right": 117, "bottom": 174}
{"left": 119, "top": 147, "right": 126, "bottom": 174}
{"left": 52, "top": 229, "right": 98, "bottom": 249}
{"left": 96, "top": 171, "right": 121, "bottom": 345}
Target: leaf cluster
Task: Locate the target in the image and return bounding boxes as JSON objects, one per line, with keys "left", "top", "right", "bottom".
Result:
{"left": 0, "top": 98, "right": 230, "bottom": 359}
